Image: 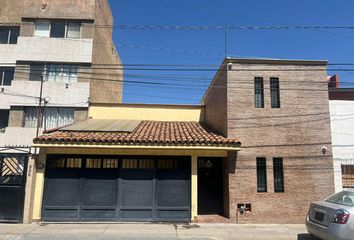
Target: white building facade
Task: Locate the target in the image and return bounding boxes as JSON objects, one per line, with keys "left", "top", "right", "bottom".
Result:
{"left": 329, "top": 90, "right": 354, "bottom": 192}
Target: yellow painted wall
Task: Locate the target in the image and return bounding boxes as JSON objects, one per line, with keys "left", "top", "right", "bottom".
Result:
{"left": 191, "top": 155, "right": 198, "bottom": 220}
{"left": 88, "top": 103, "right": 204, "bottom": 122}
{"left": 32, "top": 149, "right": 46, "bottom": 221}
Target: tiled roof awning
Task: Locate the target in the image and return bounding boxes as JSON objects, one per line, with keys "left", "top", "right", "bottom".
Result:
{"left": 34, "top": 120, "right": 241, "bottom": 149}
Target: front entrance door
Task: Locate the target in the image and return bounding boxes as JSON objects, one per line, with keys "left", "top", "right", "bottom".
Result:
{"left": 42, "top": 155, "right": 190, "bottom": 222}
{"left": 198, "top": 158, "right": 223, "bottom": 215}
{"left": 0, "top": 154, "right": 28, "bottom": 223}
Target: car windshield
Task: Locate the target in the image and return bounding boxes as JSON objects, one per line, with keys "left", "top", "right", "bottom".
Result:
{"left": 325, "top": 191, "right": 354, "bottom": 206}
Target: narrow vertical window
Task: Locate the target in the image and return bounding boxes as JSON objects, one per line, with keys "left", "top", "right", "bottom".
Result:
{"left": 256, "top": 157, "right": 267, "bottom": 192}
{"left": 273, "top": 158, "right": 284, "bottom": 193}
{"left": 270, "top": 77, "right": 280, "bottom": 108}
{"left": 254, "top": 77, "right": 264, "bottom": 108}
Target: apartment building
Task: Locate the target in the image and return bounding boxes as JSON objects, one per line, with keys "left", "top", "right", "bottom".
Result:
{"left": 0, "top": 0, "right": 122, "bottom": 223}
{"left": 327, "top": 75, "right": 354, "bottom": 192}
{"left": 0, "top": 0, "right": 122, "bottom": 149}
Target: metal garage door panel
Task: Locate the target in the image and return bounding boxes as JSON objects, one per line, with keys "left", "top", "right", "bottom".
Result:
{"left": 81, "top": 169, "right": 118, "bottom": 221}
{"left": 119, "top": 169, "right": 154, "bottom": 221}
{"left": 156, "top": 169, "right": 190, "bottom": 221}
{"left": 43, "top": 169, "right": 81, "bottom": 221}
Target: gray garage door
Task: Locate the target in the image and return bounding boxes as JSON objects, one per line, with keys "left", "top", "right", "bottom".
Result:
{"left": 42, "top": 155, "right": 190, "bottom": 222}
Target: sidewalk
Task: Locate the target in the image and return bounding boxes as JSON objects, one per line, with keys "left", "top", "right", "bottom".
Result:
{"left": 0, "top": 223, "right": 317, "bottom": 240}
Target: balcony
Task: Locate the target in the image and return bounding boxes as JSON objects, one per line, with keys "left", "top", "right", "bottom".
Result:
{"left": 1, "top": 37, "right": 93, "bottom": 64}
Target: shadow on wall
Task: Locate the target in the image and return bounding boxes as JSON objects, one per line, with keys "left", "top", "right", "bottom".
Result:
{"left": 297, "top": 234, "right": 321, "bottom": 240}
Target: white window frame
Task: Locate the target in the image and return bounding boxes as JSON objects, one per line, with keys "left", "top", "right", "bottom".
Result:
{"left": 33, "top": 21, "right": 81, "bottom": 39}
{"left": 34, "top": 21, "right": 51, "bottom": 37}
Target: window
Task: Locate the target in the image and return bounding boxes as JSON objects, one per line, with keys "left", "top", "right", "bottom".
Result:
{"left": 29, "top": 63, "right": 78, "bottom": 83}
{"left": 34, "top": 21, "right": 81, "bottom": 39}
{"left": 254, "top": 77, "right": 264, "bottom": 108}
{"left": 67, "top": 23, "right": 81, "bottom": 38}
{"left": 122, "top": 158, "right": 155, "bottom": 169}
{"left": 0, "top": 26, "right": 20, "bottom": 44}
{"left": 34, "top": 21, "right": 50, "bottom": 37}
{"left": 50, "top": 21, "right": 66, "bottom": 38}
{"left": 342, "top": 164, "right": 354, "bottom": 189}
{"left": 270, "top": 77, "right": 280, "bottom": 108}
{"left": 256, "top": 157, "right": 267, "bottom": 192}
{"left": 46, "top": 64, "right": 78, "bottom": 82}
{"left": 47, "top": 157, "right": 81, "bottom": 168}
{"left": 273, "top": 158, "right": 284, "bottom": 192}
{"left": 24, "top": 107, "right": 74, "bottom": 129}
{"left": 0, "top": 110, "right": 9, "bottom": 129}
{"left": 0, "top": 67, "right": 15, "bottom": 86}
{"left": 29, "top": 64, "right": 45, "bottom": 81}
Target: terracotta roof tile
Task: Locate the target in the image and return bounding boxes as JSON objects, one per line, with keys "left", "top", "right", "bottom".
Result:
{"left": 34, "top": 121, "right": 241, "bottom": 147}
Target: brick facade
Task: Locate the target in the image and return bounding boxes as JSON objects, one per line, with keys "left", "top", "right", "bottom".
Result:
{"left": 204, "top": 58, "right": 335, "bottom": 223}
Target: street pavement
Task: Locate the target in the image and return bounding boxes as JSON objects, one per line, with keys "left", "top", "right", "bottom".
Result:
{"left": 0, "top": 223, "right": 318, "bottom": 240}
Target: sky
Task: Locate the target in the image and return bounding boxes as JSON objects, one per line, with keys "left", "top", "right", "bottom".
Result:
{"left": 109, "top": 0, "right": 354, "bottom": 104}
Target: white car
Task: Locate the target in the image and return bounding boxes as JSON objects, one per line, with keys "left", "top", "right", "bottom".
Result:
{"left": 306, "top": 190, "right": 354, "bottom": 240}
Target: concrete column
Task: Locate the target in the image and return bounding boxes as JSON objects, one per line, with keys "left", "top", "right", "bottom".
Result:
{"left": 191, "top": 154, "right": 198, "bottom": 221}
{"left": 23, "top": 155, "right": 36, "bottom": 223}
{"left": 32, "top": 149, "right": 46, "bottom": 221}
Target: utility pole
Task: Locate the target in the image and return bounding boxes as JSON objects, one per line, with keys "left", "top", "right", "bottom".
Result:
{"left": 36, "top": 75, "right": 44, "bottom": 137}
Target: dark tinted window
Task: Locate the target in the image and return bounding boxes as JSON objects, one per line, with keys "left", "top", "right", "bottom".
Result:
{"left": 9, "top": 27, "right": 20, "bottom": 44}
{"left": 0, "top": 28, "right": 8, "bottom": 44}
{"left": 256, "top": 157, "right": 267, "bottom": 192}
{"left": 50, "top": 22, "right": 66, "bottom": 38}
{"left": 270, "top": 78, "right": 280, "bottom": 108}
{"left": 0, "top": 67, "right": 14, "bottom": 86}
{"left": 29, "top": 64, "right": 45, "bottom": 81}
{"left": 273, "top": 158, "right": 284, "bottom": 192}
{"left": 254, "top": 77, "right": 264, "bottom": 108}
{"left": 0, "top": 27, "right": 20, "bottom": 44}
{"left": 0, "top": 110, "right": 9, "bottom": 129}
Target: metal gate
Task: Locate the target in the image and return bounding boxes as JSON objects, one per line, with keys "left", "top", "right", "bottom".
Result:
{"left": 0, "top": 154, "right": 28, "bottom": 223}
{"left": 42, "top": 155, "right": 190, "bottom": 222}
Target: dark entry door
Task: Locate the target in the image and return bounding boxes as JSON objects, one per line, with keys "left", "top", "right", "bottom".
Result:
{"left": 0, "top": 154, "right": 28, "bottom": 223}
{"left": 42, "top": 156, "right": 190, "bottom": 222}
{"left": 198, "top": 158, "right": 223, "bottom": 215}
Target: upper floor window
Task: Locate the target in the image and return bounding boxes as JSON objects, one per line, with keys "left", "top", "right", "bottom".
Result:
{"left": 29, "top": 63, "right": 78, "bottom": 83}
{"left": 0, "top": 26, "right": 20, "bottom": 44}
{"left": 270, "top": 77, "right": 280, "bottom": 108}
{"left": 34, "top": 21, "right": 81, "bottom": 39}
{"left": 0, "top": 67, "right": 15, "bottom": 86}
{"left": 0, "top": 110, "right": 9, "bottom": 129}
{"left": 24, "top": 107, "right": 74, "bottom": 129}
{"left": 254, "top": 77, "right": 264, "bottom": 108}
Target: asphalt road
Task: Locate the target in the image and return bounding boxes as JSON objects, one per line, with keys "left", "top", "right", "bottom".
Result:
{"left": 0, "top": 223, "right": 318, "bottom": 240}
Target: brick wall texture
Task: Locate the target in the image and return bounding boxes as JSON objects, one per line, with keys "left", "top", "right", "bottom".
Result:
{"left": 204, "top": 59, "right": 335, "bottom": 223}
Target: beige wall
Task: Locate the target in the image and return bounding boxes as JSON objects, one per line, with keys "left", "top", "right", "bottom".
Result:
{"left": 224, "top": 59, "right": 334, "bottom": 223}
{"left": 203, "top": 64, "right": 228, "bottom": 136}
{"left": 88, "top": 103, "right": 205, "bottom": 122}
{"left": 22, "top": 0, "right": 96, "bottom": 20}
{"left": 0, "top": 0, "right": 23, "bottom": 24}
{"left": 90, "top": 0, "right": 123, "bottom": 103}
